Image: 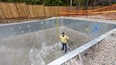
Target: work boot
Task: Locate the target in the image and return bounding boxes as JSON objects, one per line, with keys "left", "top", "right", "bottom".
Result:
{"left": 64, "top": 51, "right": 67, "bottom": 53}
{"left": 61, "top": 49, "right": 64, "bottom": 51}
{"left": 64, "top": 50, "right": 67, "bottom": 53}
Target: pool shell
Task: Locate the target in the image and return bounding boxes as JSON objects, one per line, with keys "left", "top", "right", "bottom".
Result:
{"left": 0, "top": 17, "right": 116, "bottom": 65}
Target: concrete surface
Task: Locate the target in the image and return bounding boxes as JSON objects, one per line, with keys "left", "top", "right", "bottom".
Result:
{"left": 0, "top": 27, "right": 91, "bottom": 65}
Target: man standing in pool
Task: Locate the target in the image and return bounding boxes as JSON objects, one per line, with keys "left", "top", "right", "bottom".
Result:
{"left": 59, "top": 32, "right": 69, "bottom": 53}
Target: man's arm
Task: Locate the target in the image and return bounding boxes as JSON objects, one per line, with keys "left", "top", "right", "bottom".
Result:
{"left": 58, "top": 35, "right": 61, "bottom": 39}
{"left": 66, "top": 36, "right": 69, "bottom": 42}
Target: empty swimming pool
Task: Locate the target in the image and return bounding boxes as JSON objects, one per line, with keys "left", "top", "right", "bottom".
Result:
{"left": 0, "top": 17, "right": 116, "bottom": 65}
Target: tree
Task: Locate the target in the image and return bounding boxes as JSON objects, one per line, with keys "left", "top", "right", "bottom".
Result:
{"left": 73, "top": 0, "right": 85, "bottom": 6}
{"left": 43, "top": 0, "right": 67, "bottom": 6}
{"left": 0, "top": 0, "right": 115, "bottom": 6}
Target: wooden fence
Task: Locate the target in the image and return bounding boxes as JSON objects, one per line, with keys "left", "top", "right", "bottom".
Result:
{"left": 0, "top": 2, "right": 77, "bottom": 19}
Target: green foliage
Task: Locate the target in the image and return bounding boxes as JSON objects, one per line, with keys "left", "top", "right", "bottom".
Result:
{"left": 0, "top": 0, "right": 115, "bottom": 6}
{"left": 73, "top": 0, "right": 85, "bottom": 6}
{"left": 44, "top": 0, "right": 67, "bottom": 6}
{"left": 112, "top": 1, "right": 116, "bottom": 4}
{"left": 0, "top": 0, "right": 67, "bottom": 5}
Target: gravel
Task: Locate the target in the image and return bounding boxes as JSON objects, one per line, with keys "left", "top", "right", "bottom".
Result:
{"left": 64, "top": 32, "right": 116, "bottom": 65}
{"left": 83, "top": 32, "right": 116, "bottom": 65}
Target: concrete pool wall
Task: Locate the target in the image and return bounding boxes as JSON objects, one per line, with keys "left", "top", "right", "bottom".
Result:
{"left": 0, "top": 17, "right": 115, "bottom": 39}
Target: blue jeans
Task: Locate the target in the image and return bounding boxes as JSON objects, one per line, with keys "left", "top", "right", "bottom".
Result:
{"left": 61, "top": 43, "right": 67, "bottom": 53}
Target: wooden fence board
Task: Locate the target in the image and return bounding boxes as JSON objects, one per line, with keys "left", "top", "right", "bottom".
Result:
{"left": 1, "top": 2, "right": 113, "bottom": 19}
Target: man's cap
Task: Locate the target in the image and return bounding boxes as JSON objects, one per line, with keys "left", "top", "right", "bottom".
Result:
{"left": 62, "top": 32, "right": 65, "bottom": 34}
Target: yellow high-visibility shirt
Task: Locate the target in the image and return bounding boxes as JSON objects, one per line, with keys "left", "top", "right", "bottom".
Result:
{"left": 59, "top": 35, "right": 69, "bottom": 43}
